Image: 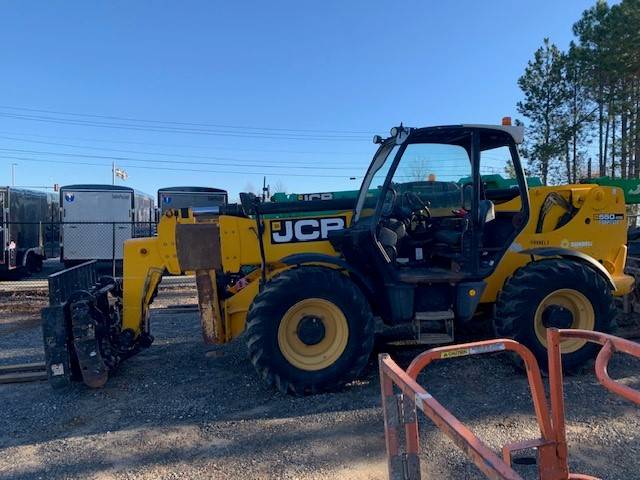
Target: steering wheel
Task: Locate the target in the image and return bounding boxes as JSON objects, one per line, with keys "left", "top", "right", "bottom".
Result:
{"left": 404, "top": 191, "right": 431, "bottom": 218}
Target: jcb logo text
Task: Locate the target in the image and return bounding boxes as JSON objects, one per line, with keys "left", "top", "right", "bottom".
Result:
{"left": 271, "top": 217, "right": 345, "bottom": 244}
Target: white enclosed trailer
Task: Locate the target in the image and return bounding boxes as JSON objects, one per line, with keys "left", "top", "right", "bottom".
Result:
{"left": 157, "top": 186, "right": 227, "bottom": 215}
{"left": 60, "top": 184, "right": 154, "bottom": 266}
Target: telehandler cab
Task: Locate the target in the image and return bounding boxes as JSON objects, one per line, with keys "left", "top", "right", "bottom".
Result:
{"left": 42, "top": 121, "right": 634, "bottom": 394}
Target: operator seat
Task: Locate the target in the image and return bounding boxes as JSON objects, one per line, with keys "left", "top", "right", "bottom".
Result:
{"left": 378, "top": 220, "right": 407, "bottom": 262}
{"left": 478, "top": 199, "right": 496, "bottom": 226}
{"left": 433, "top": 200, "right": 495, "bottom": 247}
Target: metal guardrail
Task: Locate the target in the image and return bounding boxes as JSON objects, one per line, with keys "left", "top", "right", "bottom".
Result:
{"left": 379, "top": 328, "right": 640, "bottom": 480}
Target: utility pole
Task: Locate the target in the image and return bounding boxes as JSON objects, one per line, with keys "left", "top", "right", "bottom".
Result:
{"left": 11, "top": 163, "right": 16, "bottom": 186}
{"left": 112, "top": 161, "right": 115, "bottom": 185}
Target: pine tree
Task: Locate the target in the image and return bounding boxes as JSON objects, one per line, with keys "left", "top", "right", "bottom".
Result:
{"left": 517, "top": 39, "right": 567, "bottom": 184}
{"left": 518, "top": 0, "right": 640, "bottom": 182}
{"left": 558, "top": 43, "right": 595, "bottom": 183}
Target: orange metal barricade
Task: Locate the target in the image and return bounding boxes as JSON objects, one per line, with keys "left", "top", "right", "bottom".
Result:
{"left": 379, "top": 328, "right": 640, "bottom": 480}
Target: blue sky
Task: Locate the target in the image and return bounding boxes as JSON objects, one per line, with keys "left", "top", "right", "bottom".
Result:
{"left": 0, "top": 1, "right": 602, "bottom": 201}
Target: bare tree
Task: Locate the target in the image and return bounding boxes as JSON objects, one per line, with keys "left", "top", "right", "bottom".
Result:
{"left": 407, "top": 157, "right": 431, "bottom": 181}
{"left": 273, "top": 180, "right": 287, "bottom": 193}
{"left": 244, "top": 182, "right": 258, "bottom": 195}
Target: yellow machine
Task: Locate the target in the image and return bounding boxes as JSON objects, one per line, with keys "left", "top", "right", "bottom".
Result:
{"left": 42, "top": 122, "right": 634, "bottom": 394}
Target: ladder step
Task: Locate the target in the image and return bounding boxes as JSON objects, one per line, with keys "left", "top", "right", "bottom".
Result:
{"left": 390, "top": 333, "right": 454, "bottom": 346}
{"left": 418, "top": 332, "right": 455, "bottom": 344}
{"left": 415, "top": 310, "right": 454, "bottom": 321}
{"left": 413, "top": 310, "right": 455, "bottom": 344}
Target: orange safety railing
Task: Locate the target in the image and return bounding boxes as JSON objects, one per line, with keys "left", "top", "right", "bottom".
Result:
{"left": 378, "top": 328, "right": 640, "bottom": 480}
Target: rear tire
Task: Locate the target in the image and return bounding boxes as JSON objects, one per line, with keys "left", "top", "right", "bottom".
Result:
{"left": 494, "top": 259, "right": 615, "bottom": 371}
{"left": 246, "top": 266, "right": 374, "bottom": 395}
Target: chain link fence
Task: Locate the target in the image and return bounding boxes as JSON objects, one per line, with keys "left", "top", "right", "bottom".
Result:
{"left": 0, "top": 222, "right": 197, "bottom": 330}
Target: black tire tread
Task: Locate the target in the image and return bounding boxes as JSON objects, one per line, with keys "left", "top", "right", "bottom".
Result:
{"left": 494, "top": 259, "right": 616, "bottom": 370}
{"left": 245, "top": 266, "right": 374, "bottom": 395}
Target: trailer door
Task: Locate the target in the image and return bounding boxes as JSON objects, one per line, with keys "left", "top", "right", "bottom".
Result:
{"left": 62, "top": 190, "right": 133, "bottom": 261}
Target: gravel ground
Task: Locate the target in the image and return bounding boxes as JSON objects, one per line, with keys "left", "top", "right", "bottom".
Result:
{"left": 0, "top": 285, "right": 639, "bottom": 480}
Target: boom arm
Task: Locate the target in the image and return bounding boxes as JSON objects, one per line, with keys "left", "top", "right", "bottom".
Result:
{"left": 121, "top": 211, "right": 223, "bottom": 342}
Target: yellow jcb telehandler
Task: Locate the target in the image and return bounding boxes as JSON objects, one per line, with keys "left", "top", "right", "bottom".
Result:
{"left": 42, "top": 121, "right": 634, "bottom": 394}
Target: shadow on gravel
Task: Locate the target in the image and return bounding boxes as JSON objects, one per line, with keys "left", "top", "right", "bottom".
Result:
{"left": 0, "top": 317, "right": 41, "bottom": 335}
{"left": 1, "top": 308, "right": 639, "bottom": 479}
{"left": 6, "top": 414, "right": 386, "bottom": 479}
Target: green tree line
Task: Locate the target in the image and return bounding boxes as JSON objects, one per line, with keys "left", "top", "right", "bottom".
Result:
{"left": 517, "top": 0, "right": 640, "bottom": 185}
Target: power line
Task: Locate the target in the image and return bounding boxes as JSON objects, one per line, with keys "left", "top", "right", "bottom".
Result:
{"left": 0, "top": 105, "right": 379, "bottom": 135}
{"left": 126, "top": 164, "right": 362, "bottom": 178}
{"left": 0, "top": 155, "right": 117, "bottom": 169}
{"left": 0, "top": 146, "right": 488, "bottom": 172}
{"left": 0, "top": 133, "right": 508, "bottom": 163}
{"left": 0, "top": 112, "right": 370, "bottom": 142}
{"left": 0, "top": 130, "right": 370, "bottom": 156}
{"left": 0, "top": 136, "right": 371, "bottom": 168}
{"left": 0, "top": 155, "right": 362, "bottom": 179}
{"left": 0, "top": 147, "right": 364, "bottom": 171}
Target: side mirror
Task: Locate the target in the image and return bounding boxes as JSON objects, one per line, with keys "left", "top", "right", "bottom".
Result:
{"left": 462, "top": 183, "right": 473, "bottom": 211}
{"left": 381, "top": 189, "right": 396, "bottom": 216}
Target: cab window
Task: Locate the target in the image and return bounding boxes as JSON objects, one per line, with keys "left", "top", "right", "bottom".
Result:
{"left": 389, "top": 143, "right": 471, "bottom": 216}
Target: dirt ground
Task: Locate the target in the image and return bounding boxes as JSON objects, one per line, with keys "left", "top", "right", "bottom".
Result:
{"left": 0, "top": 285, "right": 639, "bottom": 480}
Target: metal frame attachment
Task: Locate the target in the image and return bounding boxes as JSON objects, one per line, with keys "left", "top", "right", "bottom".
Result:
{"left": 379, "top": 329, "right": 640, "bottom": 480}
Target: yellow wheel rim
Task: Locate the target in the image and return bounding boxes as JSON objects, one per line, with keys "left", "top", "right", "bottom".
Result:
{"left": 277, "top": 298, "right": 349, "bottom": 371}
{"left": 534, "top": 289, "right": 595, "bottom": 353}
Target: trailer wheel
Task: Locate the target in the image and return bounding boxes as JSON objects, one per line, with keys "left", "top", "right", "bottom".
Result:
{"left": 26, "top": 252, "right": 42, "bottom": 273}
{"left": 494, "top": 259, "right": 616, "bottom": 371}
{"left": 246, "top": 266, "right": 374, "bottom": 395}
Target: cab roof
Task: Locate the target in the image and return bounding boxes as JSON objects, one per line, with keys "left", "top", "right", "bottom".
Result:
{"left": 462, "top": 124, "right": 524, "bottom": 144}
{"left": 405, "top": 124, "right": 524, "bottom": 149}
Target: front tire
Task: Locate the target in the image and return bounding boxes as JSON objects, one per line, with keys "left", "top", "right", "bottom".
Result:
{"left": 246, "top": 266, "right": 374, "bottom": 395}
{"left": 494, "top": 259, "right": 615, "bottom": 371}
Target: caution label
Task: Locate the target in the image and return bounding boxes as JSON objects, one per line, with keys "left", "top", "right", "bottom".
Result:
{"left": 440, "top": 342, "right": 506, "bottom": 359}
{"left": 441, "top": 348, "right": 470, "bottom": 359}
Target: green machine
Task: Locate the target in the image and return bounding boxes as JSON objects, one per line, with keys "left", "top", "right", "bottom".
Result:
{"left": 457, "top": 174, "right": 543, "bottom": 189}
{"left": 272, "top": 174, "right": 544, "bottom": 206}
{"left": 583, "top": 176, "right": 640, "bottom": 205}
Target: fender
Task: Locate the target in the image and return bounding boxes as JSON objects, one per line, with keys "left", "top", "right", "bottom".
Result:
{"left": 520, "top": 247, "right": 615, "bottom": 290}
{"left": 22, "top": 247, "right": 44, "bottom": 267}
{"left": 279, "top": 253, "right": 374, "bottom": 295}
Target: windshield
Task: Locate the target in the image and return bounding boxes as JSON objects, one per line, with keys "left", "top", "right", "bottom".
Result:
{"left": 354, "top": 141, "right": 472, "bottom": 221}
{"left": 389, "top": 143, "right": 471, "bottom": 216}
{"left": 354, "top": 127, "right": 524, "bottom": 222}
{"left": 353, "top": 141, "right": 398, "bottom": 222}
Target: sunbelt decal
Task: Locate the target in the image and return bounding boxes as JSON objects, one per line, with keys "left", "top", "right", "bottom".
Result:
{"left": 560, "top": 239, "right": 592, "bottom": 248}
{"left": 270, "top": 216, "right": 345, "bottom": 244}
